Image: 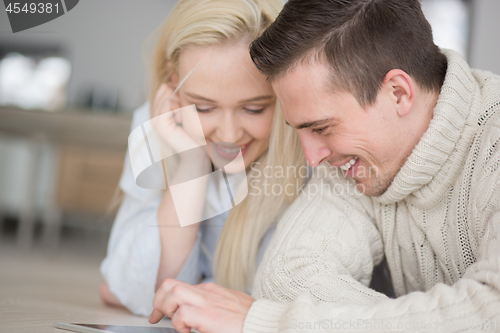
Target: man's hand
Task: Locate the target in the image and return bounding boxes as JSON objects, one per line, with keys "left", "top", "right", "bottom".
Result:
{"left": 149, "top": 279, "right": 255, "bottom": 333}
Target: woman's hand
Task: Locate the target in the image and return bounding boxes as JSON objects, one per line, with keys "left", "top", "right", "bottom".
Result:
{"left": 151, "top": 83, "right": 201, "bottom": 154}
{"left": 153, "top": 85, "right": 211, "bottom": 286}
{"left": 149, "top": 279, "right": 254, "bottom": 333}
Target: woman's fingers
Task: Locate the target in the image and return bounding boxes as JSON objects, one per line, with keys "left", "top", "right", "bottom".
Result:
{"left": 151, "top": 84, "right": 168, "bottom": 118}
{"left": 150, "top": 278, "right": 177, "bottom": 322}
{"left": 152, "top": 83, "right": 174, "bottom": 118}
{"left": 150, "top": 83, "right": 196, "bottom": 152}
{"left": 150, "top": 280, "right": 254, "bottom": 333}
{"left": 150, "top": 279, "right": 206, "bottom": 324}
{"left": 150, "top": 279, "right": 180, "bottom": 324}
{"left": 149, "top": 309, "right": 165, "bottom": 324}
{"left": 170, "top": 304, "right": 200, "bottom": 333}
{"left": 152, "top": 279, "right": 180, "bottom": 314}
{"left": 152, "top": 83, "right": 182, "bottom": 120}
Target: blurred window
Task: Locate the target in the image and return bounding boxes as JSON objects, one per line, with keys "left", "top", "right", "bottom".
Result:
{"left": 0, "top": 50, "right": 70, "bottom": 111}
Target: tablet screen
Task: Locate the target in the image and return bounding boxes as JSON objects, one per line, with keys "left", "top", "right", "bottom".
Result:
{"left": 55, "top": 322, "right": 183, "bottom": 333}
{"left": 79, "top": 324, "right": 179, "bottom": 333}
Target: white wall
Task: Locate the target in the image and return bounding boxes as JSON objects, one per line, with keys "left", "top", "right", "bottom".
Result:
{"left": 0, "top": 0, "right": 177, "bottom": 111}
{"left": 469, "top": 0, "right": 500, "bottom": 74}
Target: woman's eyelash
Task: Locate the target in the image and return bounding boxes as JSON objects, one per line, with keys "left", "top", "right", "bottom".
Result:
{"left": 244, "top": 108, "right": 265, "bottom": 114}
{"left": 195, "top": 107, "right": 265, "bottom": 114}
{"left": 195, "top": 107, "right": 212, "bottom": 113}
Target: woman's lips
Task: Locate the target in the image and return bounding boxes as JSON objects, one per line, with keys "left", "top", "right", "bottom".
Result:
{"left": 210, "top": 140, "right": 253, "bottom": 160}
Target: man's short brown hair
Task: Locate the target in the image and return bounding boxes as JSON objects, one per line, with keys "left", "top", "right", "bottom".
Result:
{"left": 249, "top": 0, "right": 447, "bottom": 106}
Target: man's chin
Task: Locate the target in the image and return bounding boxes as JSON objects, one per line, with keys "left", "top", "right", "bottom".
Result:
{"left": 355, "top": 179, "right": 390, "bottom": 197}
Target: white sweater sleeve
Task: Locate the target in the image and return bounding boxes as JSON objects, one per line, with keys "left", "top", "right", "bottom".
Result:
{"left": 245, "top": 211, "right": 500, "bottom": 333}
{"left": 251, "top": 174, "right": 386, "bottom": 306}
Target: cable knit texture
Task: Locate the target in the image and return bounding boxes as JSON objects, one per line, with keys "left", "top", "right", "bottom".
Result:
{"left": 244, "top": 50, "right": 500, "bottom": 332}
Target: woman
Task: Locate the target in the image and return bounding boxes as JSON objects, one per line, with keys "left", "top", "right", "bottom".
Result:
{"left": 99, "top": 0, "right": 307, "bottom": 316}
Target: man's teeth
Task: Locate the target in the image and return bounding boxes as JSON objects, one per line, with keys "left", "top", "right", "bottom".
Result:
{"left": 340, "top": 156, "right": 359, "bottom": 171}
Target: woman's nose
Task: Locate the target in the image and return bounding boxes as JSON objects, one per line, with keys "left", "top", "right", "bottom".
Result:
{"left": 217, "top": 111, "right": 241, "bottom": 143}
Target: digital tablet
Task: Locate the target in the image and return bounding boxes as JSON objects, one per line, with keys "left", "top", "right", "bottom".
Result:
{"left": 54, "top": 322, "right": 191, "bottom": 333}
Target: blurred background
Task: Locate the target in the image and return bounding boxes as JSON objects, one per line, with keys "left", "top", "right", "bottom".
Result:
{"left": 0, "top": 0, "right": 499, "bottom": 323}
{"left": 0, "top": 0, "right": 178, "bottom": 255}
{"left": 0, "top": 4, "right": 180, "bottom": 327}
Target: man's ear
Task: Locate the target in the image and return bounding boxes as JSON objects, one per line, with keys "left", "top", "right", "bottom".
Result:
{"left": 384, "top": 69, "right": 415, "bottom": 117}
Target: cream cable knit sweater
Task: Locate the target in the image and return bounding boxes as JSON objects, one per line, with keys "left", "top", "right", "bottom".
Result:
{"left": 244, "top": 49, "right": 500, "bottom": 332}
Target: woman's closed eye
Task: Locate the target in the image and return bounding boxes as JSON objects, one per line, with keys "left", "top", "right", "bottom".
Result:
{"left": 195, "top": 105, "right": 215, "bottom": 113}
{"left": 244, "top": 107, "right": 265, "bottom": 114}
{"left": 194, "top": 104, "right": 268, "bottom": 114}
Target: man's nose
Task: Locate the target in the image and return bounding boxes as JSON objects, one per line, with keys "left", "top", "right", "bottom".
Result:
{"left": 299, "top": 132, "right": 332, "bottom": 167}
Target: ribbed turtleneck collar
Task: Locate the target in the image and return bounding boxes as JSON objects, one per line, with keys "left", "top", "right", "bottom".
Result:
{"left": 373, "top": 49, "right": 483, "bottom": 208}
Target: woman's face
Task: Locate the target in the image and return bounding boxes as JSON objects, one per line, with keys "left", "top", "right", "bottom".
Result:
{"left": 175, "top": 41, "right": 276, "bottom": 169}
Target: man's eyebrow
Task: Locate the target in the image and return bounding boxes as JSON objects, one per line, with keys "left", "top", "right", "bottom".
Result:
{"left": 185, "top": 92, "right": 274, "bottom": 104}
{"left": 287, "top": 118, "right": 338, "bottom": 130}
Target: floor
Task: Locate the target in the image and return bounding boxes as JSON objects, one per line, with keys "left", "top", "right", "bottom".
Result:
{"left": 0, "top": 228, "right": 174, "bottom": 333}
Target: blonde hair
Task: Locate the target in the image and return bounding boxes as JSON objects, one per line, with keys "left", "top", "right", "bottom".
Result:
{"left": 216, "top": 107, "right": 306, "bottom": 292}
{"left": 150, "top": 0, "right": 306, "bottom": 292}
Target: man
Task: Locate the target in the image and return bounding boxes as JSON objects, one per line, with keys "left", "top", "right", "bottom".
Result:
{"left": 148, "top": 0, "right": 500, "bottom": 332}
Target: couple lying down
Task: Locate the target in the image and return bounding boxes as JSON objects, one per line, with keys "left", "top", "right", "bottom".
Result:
{"left": 100, "top": 0, "right": 500, "bottom": 333}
